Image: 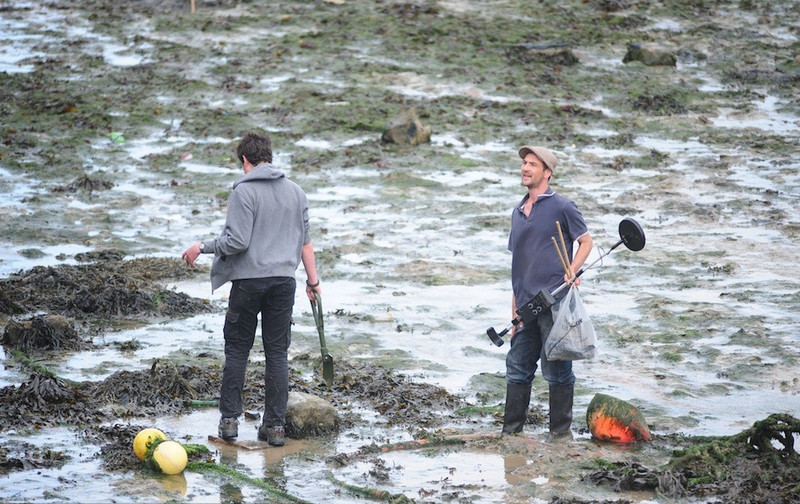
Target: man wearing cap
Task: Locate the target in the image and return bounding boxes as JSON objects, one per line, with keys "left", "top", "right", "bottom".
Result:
{"left": 502, "top": 145, "right": 593, "bottom": 441}
{"left": 181, "top": 130, "right": 321, "bottom": 447}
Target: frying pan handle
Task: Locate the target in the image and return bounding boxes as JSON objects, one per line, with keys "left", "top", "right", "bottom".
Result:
{"left": 486, "top": 325, "right": 509, "bottom": 346}
{"left": 486, "top": 315, "right": 522, "bottom": 347}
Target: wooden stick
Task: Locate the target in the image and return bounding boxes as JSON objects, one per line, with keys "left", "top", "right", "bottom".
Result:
{"left": 552, "top": 236, "right": 570, "bottom": 277}
{"left": 191, "top": 0, "right": 195, "bottom": 13}
{"left": 556, "top": 221, "right": 571, "bottom": 274}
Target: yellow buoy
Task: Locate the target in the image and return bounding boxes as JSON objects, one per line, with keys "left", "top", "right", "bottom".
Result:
{"left": 151, "top": 440, "right": 188, "bottom": 475}
{"left": 133, "top": 428, "right": 167, "bottom": 461}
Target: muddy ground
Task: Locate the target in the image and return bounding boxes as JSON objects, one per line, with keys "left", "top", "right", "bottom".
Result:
{"left": 1, "top": 257, "right": 798, "bottom": 502}
{"left": 1, "top": 0, "right": 799, "bottom": 503}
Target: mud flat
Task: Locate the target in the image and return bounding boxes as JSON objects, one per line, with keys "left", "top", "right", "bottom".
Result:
{"left": 1, "top": 1, "right": 799, "bottom": 503}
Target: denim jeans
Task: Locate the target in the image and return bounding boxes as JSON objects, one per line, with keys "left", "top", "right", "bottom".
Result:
{"left": 219, "top": 277, "right": 295, "bottom": 427}
{"left": 505, "top": 298, "right": 575, "bottom": 387}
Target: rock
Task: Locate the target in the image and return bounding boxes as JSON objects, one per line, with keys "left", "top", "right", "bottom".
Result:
{"left": 381, "top": 108, "right": 431, "bottom": 146}
{"left": 506, "top": 43, "right": 579, "bottom": 67}
{"left": 622, "top": 43, "right": 677, "bottom": 67}
{"left": 285, "top": 391, "right": 339, "bottom": 438}
{"left": 586, "top": 393, "right": 652, "bottom": 443}
{"left": 1, "top": 315, "right": 80, "bottom": 351}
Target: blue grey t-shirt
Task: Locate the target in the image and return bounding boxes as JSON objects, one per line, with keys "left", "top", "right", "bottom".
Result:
{"left": 507, "top": 188, "right": 588, "bottom": 308}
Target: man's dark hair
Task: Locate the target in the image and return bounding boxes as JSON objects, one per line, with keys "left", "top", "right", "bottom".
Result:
{"left": 235, "top": 130, "right": 273, "bottom": 165}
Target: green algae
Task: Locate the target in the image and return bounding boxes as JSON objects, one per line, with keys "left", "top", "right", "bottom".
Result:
{"left": 187, "top": 461, "right": 313, "bottom": 503}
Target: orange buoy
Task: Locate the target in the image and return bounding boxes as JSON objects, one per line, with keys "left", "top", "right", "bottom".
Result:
{"left": 586, "top": 393, "right": 652, "bottom": 443}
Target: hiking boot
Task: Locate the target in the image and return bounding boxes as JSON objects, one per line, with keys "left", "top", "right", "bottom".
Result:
{"left": 218, "top": 417, "right": 238, "bottom": 440}
{"left": 258, "top": 424, "right": 285, "bottom": 446}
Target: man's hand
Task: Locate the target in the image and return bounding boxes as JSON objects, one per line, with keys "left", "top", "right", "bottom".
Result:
{"left": 181, "top": 243, "right": 202, "bottom": 267}
{"left": 306, "top": 283, "right": 322, "bottom": 302}
{"left": 564, "top": 270, "right": 581, "bottom": 287}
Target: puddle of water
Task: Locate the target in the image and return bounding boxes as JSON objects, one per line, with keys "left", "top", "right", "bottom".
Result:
{"left": 333, "top": 450, "right": 539, "bottom": 503}
{"left": 710, "top": 96, "right": 800, "bottom": 135}
{"left": 385, "top": 71, "right": 520, "bottom": 103}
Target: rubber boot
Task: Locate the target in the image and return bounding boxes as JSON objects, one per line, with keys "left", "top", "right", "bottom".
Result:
{"left": 546, "top": 384, "right": 574, "bottom": 442}
{"left": 501, "top": 382, "right": 532, "bottom": 435}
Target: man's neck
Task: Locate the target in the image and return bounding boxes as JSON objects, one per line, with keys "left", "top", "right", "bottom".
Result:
{"left": 527, "top": 183, "right": 550, "bottom": 201}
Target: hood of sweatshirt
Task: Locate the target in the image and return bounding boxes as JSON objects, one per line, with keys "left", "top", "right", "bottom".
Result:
{"left": 232, "top": 162, "right": 285, "bottom": 188}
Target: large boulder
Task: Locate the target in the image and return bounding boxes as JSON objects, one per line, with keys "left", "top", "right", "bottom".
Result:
{"left": 285, "top": 391, "right": 339, "bottom": 438}
{"left": 622, "top": 43, "right": 677, "bottom": 67}
{"left": 506, "top": 42, "right": 579, "bottom": 67}
{"left": 586, "top": 393, "right": 652, "bottom": 443}
{"left": 381, "top": 108, "right": 431, "bottom": 146}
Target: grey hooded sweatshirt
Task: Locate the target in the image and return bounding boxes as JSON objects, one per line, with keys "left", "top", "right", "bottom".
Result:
{"left": 202, "top": 163, "right": 310, "bottom": 291}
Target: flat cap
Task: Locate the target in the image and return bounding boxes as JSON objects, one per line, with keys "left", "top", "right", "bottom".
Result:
{"left": 518, "top": 146, "right": 558, "bottom": 173}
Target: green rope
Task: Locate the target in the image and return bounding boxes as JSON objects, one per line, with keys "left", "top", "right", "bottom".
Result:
{"left": 188, "top": 399, "right": 219, "bottom": 407}
{"left": 375, "top": 437, "right": 464, "bottom": 452}
{"left": 181, "top": 443, "right": 210, "bottom": 457}
{"left": 326, "top": 471, "right": 415, "bottom": 503}
{"left": 9, "top": 349, "right": 83, "bottom": 386}
{"left": 187, "top": 461, "right": 313, "bottom": 504}
{"left": 341, "top": 436, "right": 466, "bottom": 461}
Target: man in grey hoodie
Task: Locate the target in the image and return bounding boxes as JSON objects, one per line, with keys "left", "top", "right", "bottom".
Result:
{"left": 182, "top": 130, "right": 321, "bottom": 446}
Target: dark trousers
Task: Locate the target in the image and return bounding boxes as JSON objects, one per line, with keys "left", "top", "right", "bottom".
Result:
{"left": 505, "top": 299, "right": 575, "bottom": 387}
{"left": 219, "top": 277, "right": 295, "bottom": 427}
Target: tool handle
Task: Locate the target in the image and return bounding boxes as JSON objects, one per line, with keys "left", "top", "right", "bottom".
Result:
{"left": 552, "top": 236, "right": 571, "bottom": 277}
{"left": 310, "top": 292, "right": 323, "bottom": 334}
{"left": 556, "top": 221, "right": 571, "bottom": 273}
